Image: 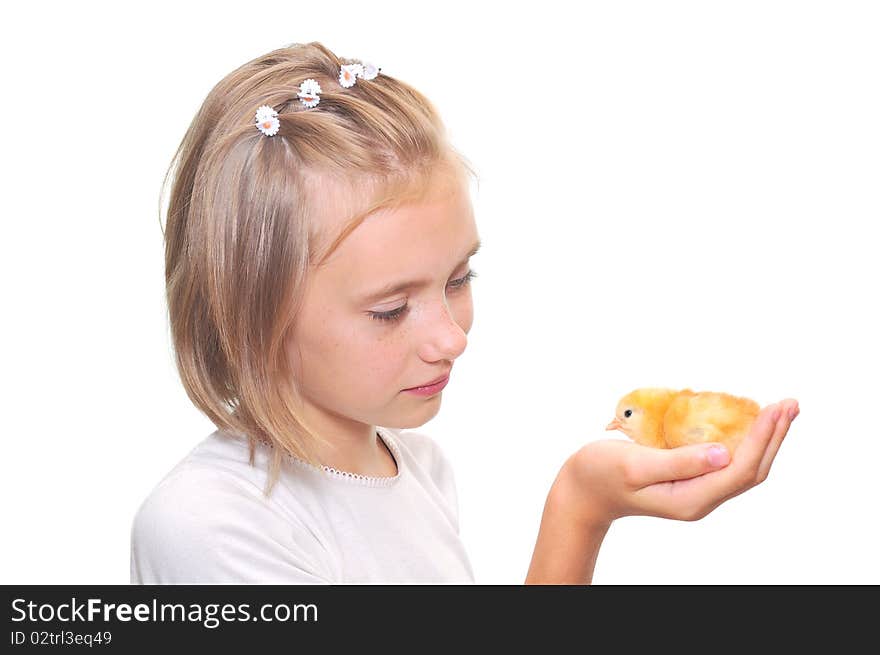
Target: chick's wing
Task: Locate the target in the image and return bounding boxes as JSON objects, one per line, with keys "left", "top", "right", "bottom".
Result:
{"left": 662, "top": 391, "right": 760, "bottom": 452}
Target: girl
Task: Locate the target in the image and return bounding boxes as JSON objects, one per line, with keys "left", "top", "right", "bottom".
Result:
{"left": 130, "top": 41, "right": 798, "bottom": 584}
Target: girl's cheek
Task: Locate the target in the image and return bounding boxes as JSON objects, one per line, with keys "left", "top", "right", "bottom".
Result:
{"left": 453, "top": 296, "right": 474, "bottom": 334}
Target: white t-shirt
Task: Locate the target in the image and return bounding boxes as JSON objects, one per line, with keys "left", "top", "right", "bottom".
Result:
{"left": 130, "top": 426, "right": 475, "bottom": 584}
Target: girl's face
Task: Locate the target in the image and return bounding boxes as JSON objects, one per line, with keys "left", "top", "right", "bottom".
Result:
{"left": 287, "top": 172, "right": 480, "bottom": 439}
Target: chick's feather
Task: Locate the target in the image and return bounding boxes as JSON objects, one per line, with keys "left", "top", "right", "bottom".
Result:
{"left": 607, "top": 387, "right": 761, "bottom": 455}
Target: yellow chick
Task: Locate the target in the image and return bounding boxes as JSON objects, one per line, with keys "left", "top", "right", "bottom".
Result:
{"left": 605, "top": 387, "right": 761, "bottom": 455}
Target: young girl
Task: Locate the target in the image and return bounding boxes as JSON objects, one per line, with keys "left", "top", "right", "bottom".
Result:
{"left": 130, "top": 41, "right": 799, "bottom": 584}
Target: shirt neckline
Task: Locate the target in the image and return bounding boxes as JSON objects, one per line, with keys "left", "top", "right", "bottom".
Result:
{"left": 310, "top": 427, "right": 402, "bottom": 487}
{"left": 229, "top": 426, "right": 403, "bottom": 488}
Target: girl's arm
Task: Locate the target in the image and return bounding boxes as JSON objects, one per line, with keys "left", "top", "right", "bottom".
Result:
{"left": 525, "top": 466, "right": 610, "bottom": 584}
{"left": 525, "top": 399, "right": 799, "bottom": 584}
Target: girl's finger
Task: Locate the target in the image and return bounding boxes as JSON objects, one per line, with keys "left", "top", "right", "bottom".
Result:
{"left": 633, "top": 401, "right": 798, "bottom": 520}
{"left": 671, "top": 403, "right": 783, "bottom": 504}
{"left": 756, "top": 399, "right": 798, "bottom": 481}
{"left": 631, "top": 441, "right": 731, "bottom": 488}
{"left": 728, "top": 402, "right": 782, "bottom": 475}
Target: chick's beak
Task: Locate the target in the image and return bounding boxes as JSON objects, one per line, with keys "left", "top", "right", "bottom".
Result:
{"left": 606, "top": 418, "right": 621, "bottom": 431}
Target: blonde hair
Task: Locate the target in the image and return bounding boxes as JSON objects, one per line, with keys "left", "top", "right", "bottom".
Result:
{"left": 161, "top": 41, "right": 474, "bottom": 496}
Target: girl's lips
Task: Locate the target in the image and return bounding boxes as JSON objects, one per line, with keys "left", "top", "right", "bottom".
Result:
{"left": 403, "top": 374, "right": 450, "bottom": 395}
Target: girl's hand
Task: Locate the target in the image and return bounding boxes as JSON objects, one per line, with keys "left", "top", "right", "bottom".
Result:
{"left": 558, "top": 399, "right": 799, "bottom": 529}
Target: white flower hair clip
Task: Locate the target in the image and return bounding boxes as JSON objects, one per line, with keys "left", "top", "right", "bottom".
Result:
{"left": 298, "top": 78, "right": 322, "bottom": 108}
{"left": 254, "top": 105, "right": 280, "bottom": 136}
{"left": 254, "top": 59, "right": 381, "bottom": 137}
{"left": 339, "top": 63, "right": 362, "bottom": 88}
{"left": 339, "top": 61, "right": 380, "bottom": 88}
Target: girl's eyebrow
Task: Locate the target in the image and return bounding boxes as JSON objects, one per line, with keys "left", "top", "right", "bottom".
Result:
{"left": 359, "top": 239, "right": 481, "bottom": 302}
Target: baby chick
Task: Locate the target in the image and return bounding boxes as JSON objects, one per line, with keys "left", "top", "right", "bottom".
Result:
{"left": 605, "top": 387, "right": 761, "bottom": 455}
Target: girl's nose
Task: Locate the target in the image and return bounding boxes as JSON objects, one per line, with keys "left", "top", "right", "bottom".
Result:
{"left": 418, "top": 299, "right": 468, "bottom": 361}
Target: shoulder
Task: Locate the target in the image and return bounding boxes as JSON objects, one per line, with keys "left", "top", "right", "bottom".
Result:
{"left": 132, "top": 464, "right": 266, "bottom": 533}
{"left": 381, "top": 427, "right": 462, "bottom": 521}
{"left": 385, "top": 427, "right": 455, "bottom": 481}
{"left": 130, "top": 434, "right": 333, "bottom": 583}
{"left": 132, "top": 432, "right": 272, "bottom": 527}
{"left": 130, "top": 466, "right": 265, "bottom": 578}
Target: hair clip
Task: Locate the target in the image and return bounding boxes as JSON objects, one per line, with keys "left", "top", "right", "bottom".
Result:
{"left": 254, "top": 105, "right": 280, "bottom": 136}
{"left": 254, "top": 61, "right": 381, "bottom": 137}
{"left": 298, "top": 78, "right": 322, "bottom": 108}
{"left": 339, "top": 63, "right": 363, "bottom": 88}
{"left": 360, "top": 62, "right": 380, "bottom": 80}
{"left": 339, "top": 61, "right": 381, "bottom": 88}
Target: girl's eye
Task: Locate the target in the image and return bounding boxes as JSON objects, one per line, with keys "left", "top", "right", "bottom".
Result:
{"left": 369, "top": 305, "right": 408, "bottom": 323}
{"left": 368, "top": 269, "right": 478, "bottom": 323}
{"left": 449, "top": 269, "right": 478, "bottom": 289}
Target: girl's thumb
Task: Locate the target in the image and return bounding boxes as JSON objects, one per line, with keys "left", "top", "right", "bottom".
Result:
{"left": 643, "top": 443, "right": 730, "bottom": 484}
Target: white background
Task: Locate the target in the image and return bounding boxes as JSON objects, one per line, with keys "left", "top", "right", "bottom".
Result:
{"left": 2, "top": 1, "right": 877, "bottom": 584}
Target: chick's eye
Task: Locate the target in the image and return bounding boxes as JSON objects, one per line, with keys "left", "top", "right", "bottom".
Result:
{"left": 624, "top": 409, "right": 632, "bottom": 418}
